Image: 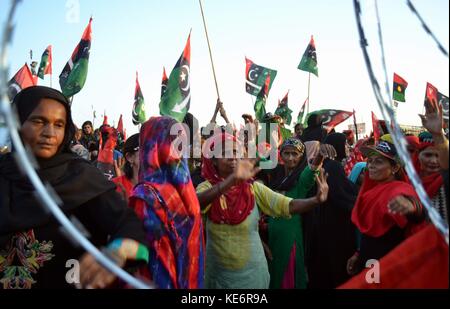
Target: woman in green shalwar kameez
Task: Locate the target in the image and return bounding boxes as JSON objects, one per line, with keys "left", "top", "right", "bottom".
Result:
{"left": 266, "top": 138, "right": 318, "bottom": 288}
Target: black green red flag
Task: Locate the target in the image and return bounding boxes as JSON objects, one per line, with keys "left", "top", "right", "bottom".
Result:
{"left": 132, "top": 72, "right": 146, "bottom": 125}
{"left": 254, "top": 73, "right": 271, "bottom": 122}
{"left": 437, "top": 91, "right": 449, "bottom": 135}
{"left": 305, "top": 109, "right": 353, "bottom": 132}
{"left": 117, "top": 114, "right": 124, "bottom": 136}
{"left": 393, "top": 73, "right": 408, "bottom": 102}
{"left": 371, "top": 111, "right": 387, "bottom": 143}
{"left": 97, "top": 126, "right": 118, "bottom": 180}
{"left": 38, "top": 45, "right": 52, "bottom": 79}
{"left": 7, "top": 63, "right": 37, "bottom": 101}
{"left": 161, "top": 66, "right": 168, "bottom": 98}
{"left": 159, "top": 33, "right": 191, "bottom": 122}
{"left": 59, "top": 18, "right": 92, "bottom": 98}
{"left": 245, "top": 57, "right": 277, "bottom": 96}
{"left": 296, "top": 98, "right": 308, "bottom": 125}
{"left": 298, "top": 35, "right": 318, "bottom": 77}
{"left": 275, "top": 91, "right": 293, "bottom": 125}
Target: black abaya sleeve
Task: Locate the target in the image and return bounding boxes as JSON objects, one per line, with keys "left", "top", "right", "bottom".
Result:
{"left": 324, "top": 159, "right": 358, "bottom": 211}
{"left": 72, "top": 188, "right": 147, "bottom": 247}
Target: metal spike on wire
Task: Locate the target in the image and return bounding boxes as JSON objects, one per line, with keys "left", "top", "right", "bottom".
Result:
{"left": 353, "top": 0, "right": 448, "bottom": 244}
{"left": 0, "top": 0, "right": 154, "bottom": 289}
{"left": 406, "top": 0, "right": 448, "bottom": 57}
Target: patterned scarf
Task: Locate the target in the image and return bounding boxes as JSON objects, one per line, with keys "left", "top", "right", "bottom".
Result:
{"left": 131, "top": 116, "right": 204, "bottom": 288}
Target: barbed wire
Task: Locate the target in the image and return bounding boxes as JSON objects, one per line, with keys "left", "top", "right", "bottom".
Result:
{"left": 374, "top": 0, "right": 392, "bottom": 106}
{"left": 406, "top": 0, "right": 448, "bottom": 58}
{"left": 0, "top": 0, "right": 154, "bottom": 289}
{"left": 353, "top": 0, "right": 448, "bottom": 244}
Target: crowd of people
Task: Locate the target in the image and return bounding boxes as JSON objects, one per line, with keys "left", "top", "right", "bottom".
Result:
{"left": 0, "top": 85, "right": 448, "bottom": 289}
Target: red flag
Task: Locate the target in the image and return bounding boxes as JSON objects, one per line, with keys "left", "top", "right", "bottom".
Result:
{"left": 103, "top": 114, "right": 108, "bottom": 126}
{"left": 117, "top": 114, "right": 123, "bottom": 135}
{"left": 161, "top": 66, "right": 168, "bottom": 98}
{"left": 371, "top": 112, "right": 387, "bottom": 143}
{"left": 313, "top": 109, "right": 353, "bottom": 132}
{"left": 7, "top": 63, "right": 37, "bottom": 100}
{"left": 424, "top": 82, "right": 439, "bottom": 111}
{"left": 97, "top": 127, "right": 118, "bottom": 180}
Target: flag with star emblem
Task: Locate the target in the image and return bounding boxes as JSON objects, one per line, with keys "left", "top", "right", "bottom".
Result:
{"left": 393, "top": 73, "right": 408, "bottom": 102}
{"left": 274, "top": 91, "right": 293, "bottom": 125}
{"left": 132, "top": 72, "right": 146, "bottom": 125}
{"left": 38, "top": 45, "right": 52, "bottom": 79}
{"left": 161, "top": 66, "right": 168, "bottom": 98}
{"left": 59, "top": 18, "right": 92, "bottom": 98}
{"left": 159, "top": 33, "right": 191, "bottom": 122}
{"left": 254, "top": 73, "right": 271, "bottom": 122}
{"left": 7, "top": 63, "right": 37, "bottom": 101}
{"left": 298, "top": 35, "right": 318, "bottom": 77}
{"left": 245, "top": 57, "right": 277, "bottom": 96}
{"left": 305, "top": 109, "right": 353, "bottom": 132}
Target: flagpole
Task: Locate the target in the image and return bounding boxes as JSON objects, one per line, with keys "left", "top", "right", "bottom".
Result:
{"left": 353, "top": 110, "right": 359, "bottom": 141}
{"left": 199, "top": 0, "right": 228, "bottom": 124}
{"left": 307, "top": 73, "right": 311, "bottom": 115}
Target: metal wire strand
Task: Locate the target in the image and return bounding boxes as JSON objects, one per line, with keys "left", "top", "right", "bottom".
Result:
{"left": 353, "top": 0, "right": 449, "bottom": 244}
{"left": 0, "top": 0, "right": 153, "bottom": 289}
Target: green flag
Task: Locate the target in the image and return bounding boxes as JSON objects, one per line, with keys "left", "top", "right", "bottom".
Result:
{"left": 37, "top": 45, "right": 52, "bottom": 79}
{"left": 245, "top": 57, "right": 277, "bottom": 96}
{"left": 274, "top": 91, "right": 293, "bottom": 125}
{"left": 298, "top": 35, "right": 318, "bottom": 77}
{"left": 159, "top": 34, "right": 191, "bottom": 122}
{"left": 59, "top": 18, "right": 92, "bottom": 98}
{"left": 297, "top": 98, "right": 308, "bottom": 125}
{"left": 132, "top": 72, "right": 146, "bottom": 125}
{"left": 254, "top": 73, "right": 271, "bottom": 122}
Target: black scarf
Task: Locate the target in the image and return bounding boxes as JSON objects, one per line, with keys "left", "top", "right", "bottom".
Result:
{"left": 324, "top": 133, "right": 348, "bottom": 162}
{"left": 0, "top": 86, "right": 114, "bottom": 244}
{"left": 268, "top": 155, "right": 308, "bottom": 192}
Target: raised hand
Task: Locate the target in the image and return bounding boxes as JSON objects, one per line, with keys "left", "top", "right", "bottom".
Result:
{"left": 314, "top": 169, "right": 329, "bottom": 203}
{"left": 232, "top": 159, "right": 261, "bottom": 184}
{"left": 419, "top": 101, "right": 444, "bottom": 136}
{"left": 310, "top": 152, "right": 325, "bottom": 171}
{"left": 319, "top": 144, "right": 337, "bottom": 160}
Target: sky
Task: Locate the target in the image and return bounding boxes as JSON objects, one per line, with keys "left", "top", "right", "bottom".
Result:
{"left": 1, "top": 0, "right": 449, "bottom": 137}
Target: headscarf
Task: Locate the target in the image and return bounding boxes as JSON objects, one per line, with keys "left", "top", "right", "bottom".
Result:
{"left": 201, "top": 132, "right": 256, "bottom": 225}
{"left": 268, "top": 138, "right": 307, "bottom": 192}
{"left": 351, "top": 139, "right": 419, "bottom": 237}
{"left": 413, "top": 132, "right": 444, "bottom": 198}
{"left": 304, "top": 141, "right": 320, "bottom": 167}
{"left": 130, "top": 116, "right": 204, "bottom": 289}
{"left": 348, "top": 162, "right": 367, "bottom": 184}
{"left": 324, "top": 133, "right": 347, "bottom": 162}
{"left": 0, "top": 86, "right": 114, "bottom": 243}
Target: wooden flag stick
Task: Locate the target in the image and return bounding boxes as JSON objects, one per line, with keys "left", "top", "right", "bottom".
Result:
{"left": 199, "top": 0, "right": 229, "bottom": 124}
{"left": 307, "top": 72, "right": 311, "bottom": 115}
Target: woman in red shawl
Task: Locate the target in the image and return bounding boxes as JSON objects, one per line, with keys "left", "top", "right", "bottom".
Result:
{"left": 347, "top": 135, "right": 425, "bottom": 275}
{"left": 414, "top": 131, "right": 447, "bottom": 222}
